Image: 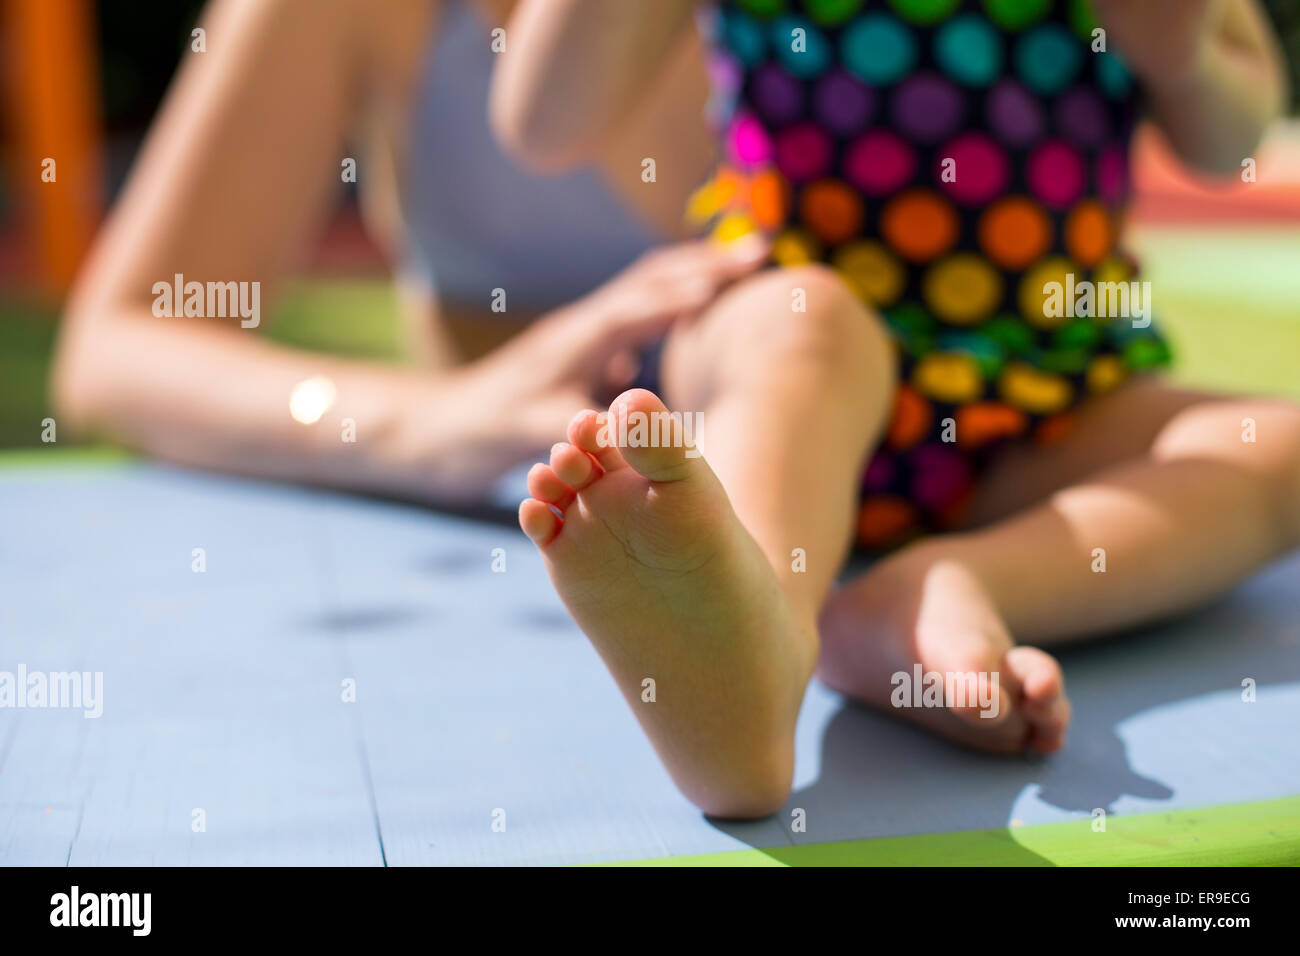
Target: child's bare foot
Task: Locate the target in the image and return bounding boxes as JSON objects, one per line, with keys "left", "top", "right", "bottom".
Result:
{"left": 518, "top": 388, "right": 815, "bottom": 818}
{"left": 818, "top": 554, "right": 1070, "bottom": 755}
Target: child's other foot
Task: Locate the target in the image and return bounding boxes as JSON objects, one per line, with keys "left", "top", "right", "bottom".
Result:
{"left": 518, "top": 389, "right": 815, "bottom": 818}
{"left": 818, "top": 556, "right": 1070, "bottom": 754}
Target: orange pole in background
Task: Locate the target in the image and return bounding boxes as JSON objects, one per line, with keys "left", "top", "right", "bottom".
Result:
{"left": 1, "top": 0, "right": 103, "bottom": 298}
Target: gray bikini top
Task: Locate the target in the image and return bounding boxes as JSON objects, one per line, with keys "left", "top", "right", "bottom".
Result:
{"left": 401, "top": 0, "right": 658, "bottom": 312}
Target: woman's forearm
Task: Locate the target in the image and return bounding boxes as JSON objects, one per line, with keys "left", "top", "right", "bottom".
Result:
{"left": 53, "top": 309, "right": 499, "bottom": 503}
{"left": 489, "top": 0, "right": 697, "bottom": 170}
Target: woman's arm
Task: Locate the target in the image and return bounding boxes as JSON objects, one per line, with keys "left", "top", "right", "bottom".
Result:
{"left": 56, "top": 0, "right": 762, "bottom": 503}
{"left": 54, "top": 0, "right": 487, "bottom": 494}
{"left": 1095, "top": 0, "right": 1288, "bottom": 174}
{"left": 488, "top": 0, "right": 698, "bottom": 171}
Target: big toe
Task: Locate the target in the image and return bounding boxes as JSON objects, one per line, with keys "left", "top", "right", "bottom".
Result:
{"left": 1006, "top": 646, "right": 1070, "bottom": 754}
{"left": 605, "top": 389, "right": 703, "bottom": 483}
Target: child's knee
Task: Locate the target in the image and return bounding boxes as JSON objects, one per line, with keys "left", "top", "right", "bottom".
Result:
{"left": 1155, "top": 399, "right": 1300, "bottom": 469}
{"left": 718, "top": 264, "right": 894, "bottom": 390}
{"left": 1155, "top": 399, "right": 1300, "bottom": 535}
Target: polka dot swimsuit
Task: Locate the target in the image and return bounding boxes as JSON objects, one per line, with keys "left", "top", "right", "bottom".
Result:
{"left": 690, "top": 0, "right": 1173, "bottom": 551}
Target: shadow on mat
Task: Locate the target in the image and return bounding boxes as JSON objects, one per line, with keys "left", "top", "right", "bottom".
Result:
{"left": 710, "top": 574, "right": 1300, "bottom": 865}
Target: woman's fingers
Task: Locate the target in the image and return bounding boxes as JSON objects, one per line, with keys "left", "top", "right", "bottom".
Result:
{"left": 602, "top": 236, "right": 771, "bottom": 330}
{"left": 631, "top": 234, "right": 769, "bottom": 295}
{"left": 548, "top": 234, "right": 772, "bottom": 385}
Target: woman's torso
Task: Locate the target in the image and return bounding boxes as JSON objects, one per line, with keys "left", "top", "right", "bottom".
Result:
{"left": 396, "top": 0, "right": 661, "bottom": 318}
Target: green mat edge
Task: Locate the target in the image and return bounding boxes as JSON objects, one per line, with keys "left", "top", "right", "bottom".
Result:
{"left": 0, "top": 445, "right": 135, "bottom": 469}
{"left": 598, "top": 795, "right": 1300, "bottom": 866}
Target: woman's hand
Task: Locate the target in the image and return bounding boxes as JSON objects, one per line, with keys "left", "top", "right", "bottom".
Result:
{"left": 544, "top": 236, "right": 769, "bottom": 389}
{"left": 425, "top": 237, "right": 769, "bottom": 494}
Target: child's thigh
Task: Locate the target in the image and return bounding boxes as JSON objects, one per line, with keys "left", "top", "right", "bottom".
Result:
{"left": 966, "top": 378, "right": 1258, "bottom": 527}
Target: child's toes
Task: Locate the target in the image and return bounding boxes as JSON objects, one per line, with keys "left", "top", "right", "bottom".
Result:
{"left": 526, "top": 463, "right": 575, "bottom": 509}
{"left": 1026, "top": 694, "right": 1070, "bottom": 753}
{"left": 607, "top": 388, "right": 701, "bottom": 483}
{"left": 550, "top": 442, "right": 601, "bottom": 491}
{"left": 1008, "top": 646, "right": 1064, "bottom": 701}
{"left": 568, "top": 409, "right": 627, "bottom": 472}
{"left": 519, "top": 498, "right": 562, "bottom": 546}
{"left": 1005, "top": 646, "right": 1070, "bottom": 753}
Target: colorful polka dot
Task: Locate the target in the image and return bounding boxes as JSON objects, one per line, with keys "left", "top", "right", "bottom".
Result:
{"left": 773, "top": 121, "right": 833, "bottom": 182}
{"left": 986, "top": 78, "right": 1045, "bottom": 146}
{"left": 936, "top": 132, "right": 1010, "bottom": 205}
{"left": 712, "top": 212, "right": 759, "bottom": 243}
{"left": 834, "top": 240, "right": 906, "bottom": 306}
{"left": 1055, "top": 86, "right": 1110, "bottom": 148}
{"left": 805, "top": 0, "right": 864, "bottom": 27}
{"left": 889, "top": 0, "right": 960, "bottom": 26}
{"left": 814, "top": 69, "right": 875, "bottom": 134}
{"left": 982, "top": 0, "right": 1049, "bottom": 31}
{"left": 1096, "top": 51, "right": 1134, "bottom": 100}
{"left": 1064, "top": 200, "right": 1112, "bottom": 266}
{"left": 1055, "top": 318, "right": 1101, "bottom": 350}
{"left": 1086, "top": 354, "right": 1127, "bottom": 394}
{"left": 800, "top": 179, "right": 864, "bottom": 245}
{"left": 1034, "top": 411, "right": 1076, "bottom": 444}
{"left": 772, "top": 227, "right": 822, "bottom": 265}
{"left": 1015, "top": 23, "right": 1083, "bottom": 95}
{"left": 1038, "top": 344, "right": 1090, "bottom": 374}
{"left": 721, "top": 9, "right": 767, "bottom": 67}
{"left": 841, "top": 13, "right": 917, "bottom": 86}
{"left": 956, "top": 402, "right": 1028, "bottom": 449}
{"left": 889, "top": 310, "right": 941, "bottom": 358}
{"left": 886, "top": 303, "right": 939, "bottom": 361}
{"left": 750, "top": 169, "right": 789, "bottom": 229}
{"left": 998, "top": 361, "right": 1074, "bottom": 414}
{"left": 891, "top": 73, "right": 966, "bottom": 142}
{"left": 1124, "top": 337, "right": 1173, "bottom": 370}
{"left": 934, "top": 14, "right": 1003, "bottom": 87}
{"left": 978, "top": 196, "right": 1052, "bottom": 269}
{"left": 937, "top": 329, "right": 1005, "bottom": 377}
{"left": 1066, "top": 0, "right": 1098, "bottom": 40}
{"left": 844, "top": 129, "right": 916, "bottom": 196}
{"left": 886, "top": 384, "right": 933, "bottom": 450}
{"left": 862, "top": 450, "right": 898, "bottom": 493}
{"left": 1093, "top": 254, "right": 1134, "bottom": 290}
{"left": 909, "top": 444, "right": 975, "bottom": 514}
{"left": 737, "top": 0, "right": 786, "bottom": 17}
{"left": 923, "top": 253, "right": 1004, "bottom": 325}
{"left": 727, "top": 112, "right": 772, "bottom": 166}
{"left": 857, "top": 496, "right": 920, "bottom": 549}
{"left": 1018, "top": 256, "right": 1075, "bottom": 329}
{"left": 880, "top": 189, "right": 959, "bottom": 262}
{"left": 752, "top": 62, "right": 805, "bottom": 124}
{"left": 913, "top": 352, "right": 984, "bottom": 404}
{"left": 772, "top": 15, "right": 833, "bottom": 78}
{"left": 1095, "top": 144, "right": 1130, "bottom": 205}
{"left": 1026, "top": 139, "right": 1086, "bottom": 209}
{"left": 982, "top": 314, "right": 1034, "bottom": 355}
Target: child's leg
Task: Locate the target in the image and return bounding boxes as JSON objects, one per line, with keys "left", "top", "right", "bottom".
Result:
{"left": 657, "top": 265, "right": 896, "bottom": 622}
{"left": 519, "top": 265, "right": 894, "bottom": 817}
{"left": 819, "top": 383, "right": 1300, "bottom": 752}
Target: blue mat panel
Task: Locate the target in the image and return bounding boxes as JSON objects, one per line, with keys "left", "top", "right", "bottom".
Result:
{"left": 0, "top": 463, "right": 1297, "bottom": 865}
